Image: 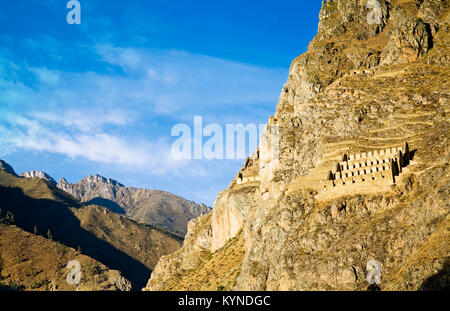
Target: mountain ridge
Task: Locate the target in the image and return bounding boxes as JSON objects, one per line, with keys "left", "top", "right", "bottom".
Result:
{"left": 3, "top": 161, "right": 211, "bottom": 237}
{"left": 57, "top": 173, "right": 211, "bottom": 237}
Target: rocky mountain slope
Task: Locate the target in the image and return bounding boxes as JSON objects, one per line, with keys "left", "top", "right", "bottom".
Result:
{"left": 0, "top": 164, "right": 182, "bottom": 290}
{"left": 145, "top": 0, "right": 449, "bottom": 291}
{"left": 57, "top": 175, "right": 210, "bottom": 237}
{"left": 0, "top": 160, "right": 17, "bottom": 177}
{"left": 0, "top": 224, "right": 131, "bottom": 291}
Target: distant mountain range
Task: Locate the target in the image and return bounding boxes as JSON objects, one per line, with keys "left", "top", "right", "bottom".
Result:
{"left": 0, "top": 160, "right": 185, "bottom": 290}
{"left": 13, "top": 169, "right": 210, "bottom": 237}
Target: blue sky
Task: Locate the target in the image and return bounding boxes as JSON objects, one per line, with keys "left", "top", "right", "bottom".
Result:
{"left": 0, "top": 0, "right": 322, "bottom": 206}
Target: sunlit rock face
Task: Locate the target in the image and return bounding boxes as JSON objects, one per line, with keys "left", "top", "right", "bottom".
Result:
{"left": 145, "top": 0, "right": 450, "bottom": 291}
{"left": 20, "top": 170, "right": 57, "bottom": 185}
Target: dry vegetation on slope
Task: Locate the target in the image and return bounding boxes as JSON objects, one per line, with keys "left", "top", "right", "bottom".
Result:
{"left": 0, "top": 224, "right": 130, "bottom": 291}
{"left": 74, "top": 204, "right": 182, "bottom": 273}
{"left": 156, "top": 231, "right": 245, "bottom": 291}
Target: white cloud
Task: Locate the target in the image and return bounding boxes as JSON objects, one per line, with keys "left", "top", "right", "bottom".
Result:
{"left": 31, "top": 109, "right": 135, "bottom": 132}
{"left": 1, "top": 113, "right": 186, "bottom": 175}
{"left": 146, "top": 68, "right": 178, "bottom": 84}
{"left": 95, "top": 44, "right": 142, "bottom": 71}
{"left": 93, "top": 44, "right": 286, "bottom": 119}
{"left": 1, "top": 44, "right": 285, "bottom": 124}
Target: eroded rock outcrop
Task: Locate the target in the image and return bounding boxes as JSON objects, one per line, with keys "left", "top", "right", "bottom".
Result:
{"left": 20, "top": 170, "right": 57, "bottom": 185}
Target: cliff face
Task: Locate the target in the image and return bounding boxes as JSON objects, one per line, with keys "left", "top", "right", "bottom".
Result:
{"left": 145, "top": 0, "right": 449, "bottom": 291}
{"left": 20, "top": 171, "right": 57, "bottom": 185}
{"left": 57, "top": 174, "right": 211, "bottom": 237}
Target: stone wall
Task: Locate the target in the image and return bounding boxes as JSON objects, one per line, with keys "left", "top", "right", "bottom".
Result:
{"left": 236, "top": 175, "right": 260, "bottom": 185}
{"left": 323, "top": 142, "right": 411, "bottom": 191}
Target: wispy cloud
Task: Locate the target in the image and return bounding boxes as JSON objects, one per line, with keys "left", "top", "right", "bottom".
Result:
{"left": 93, "top": 44, "right": 286, "bottom": 120}
{"left": 1, "top": 113, "right": 188, "bottom": 175}
{"left": 96, "top": 44, "right": 142, "bottom": 72}
{"left": 31, "top": 109, "right": 134, "bottom": 132}
{"left": 30, "top": 67, "right": 60, "bottom": 85}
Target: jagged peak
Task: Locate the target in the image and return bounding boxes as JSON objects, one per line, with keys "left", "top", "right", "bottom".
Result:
{"left": 20, "top": 170, "right": 57, "bottom": 185}
{"left": 58, "top": 177, "right": 69, "bottom": 184}
{"left": 79, "top": 174, "right": 124, "bottom": 187}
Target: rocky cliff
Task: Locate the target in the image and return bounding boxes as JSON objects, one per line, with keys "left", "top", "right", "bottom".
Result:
{"left": 57, "top": 174, "right": 210, "bottom": 237}
{"left": 20, "top": 170, "right": 57, "bottom": 185}
{"left": 145, "top": 0, "right": 449, "bottom": 291}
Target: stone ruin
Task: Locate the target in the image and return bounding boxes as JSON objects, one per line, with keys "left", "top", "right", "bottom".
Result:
{"left": 236, "top": 174, "right": 260, "bottom": 185}
{"left": 236, "top": 156, "right": 261, "bottom": 185}
{"left": 322, "top": 142, "right": 411, "bottom": 190}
